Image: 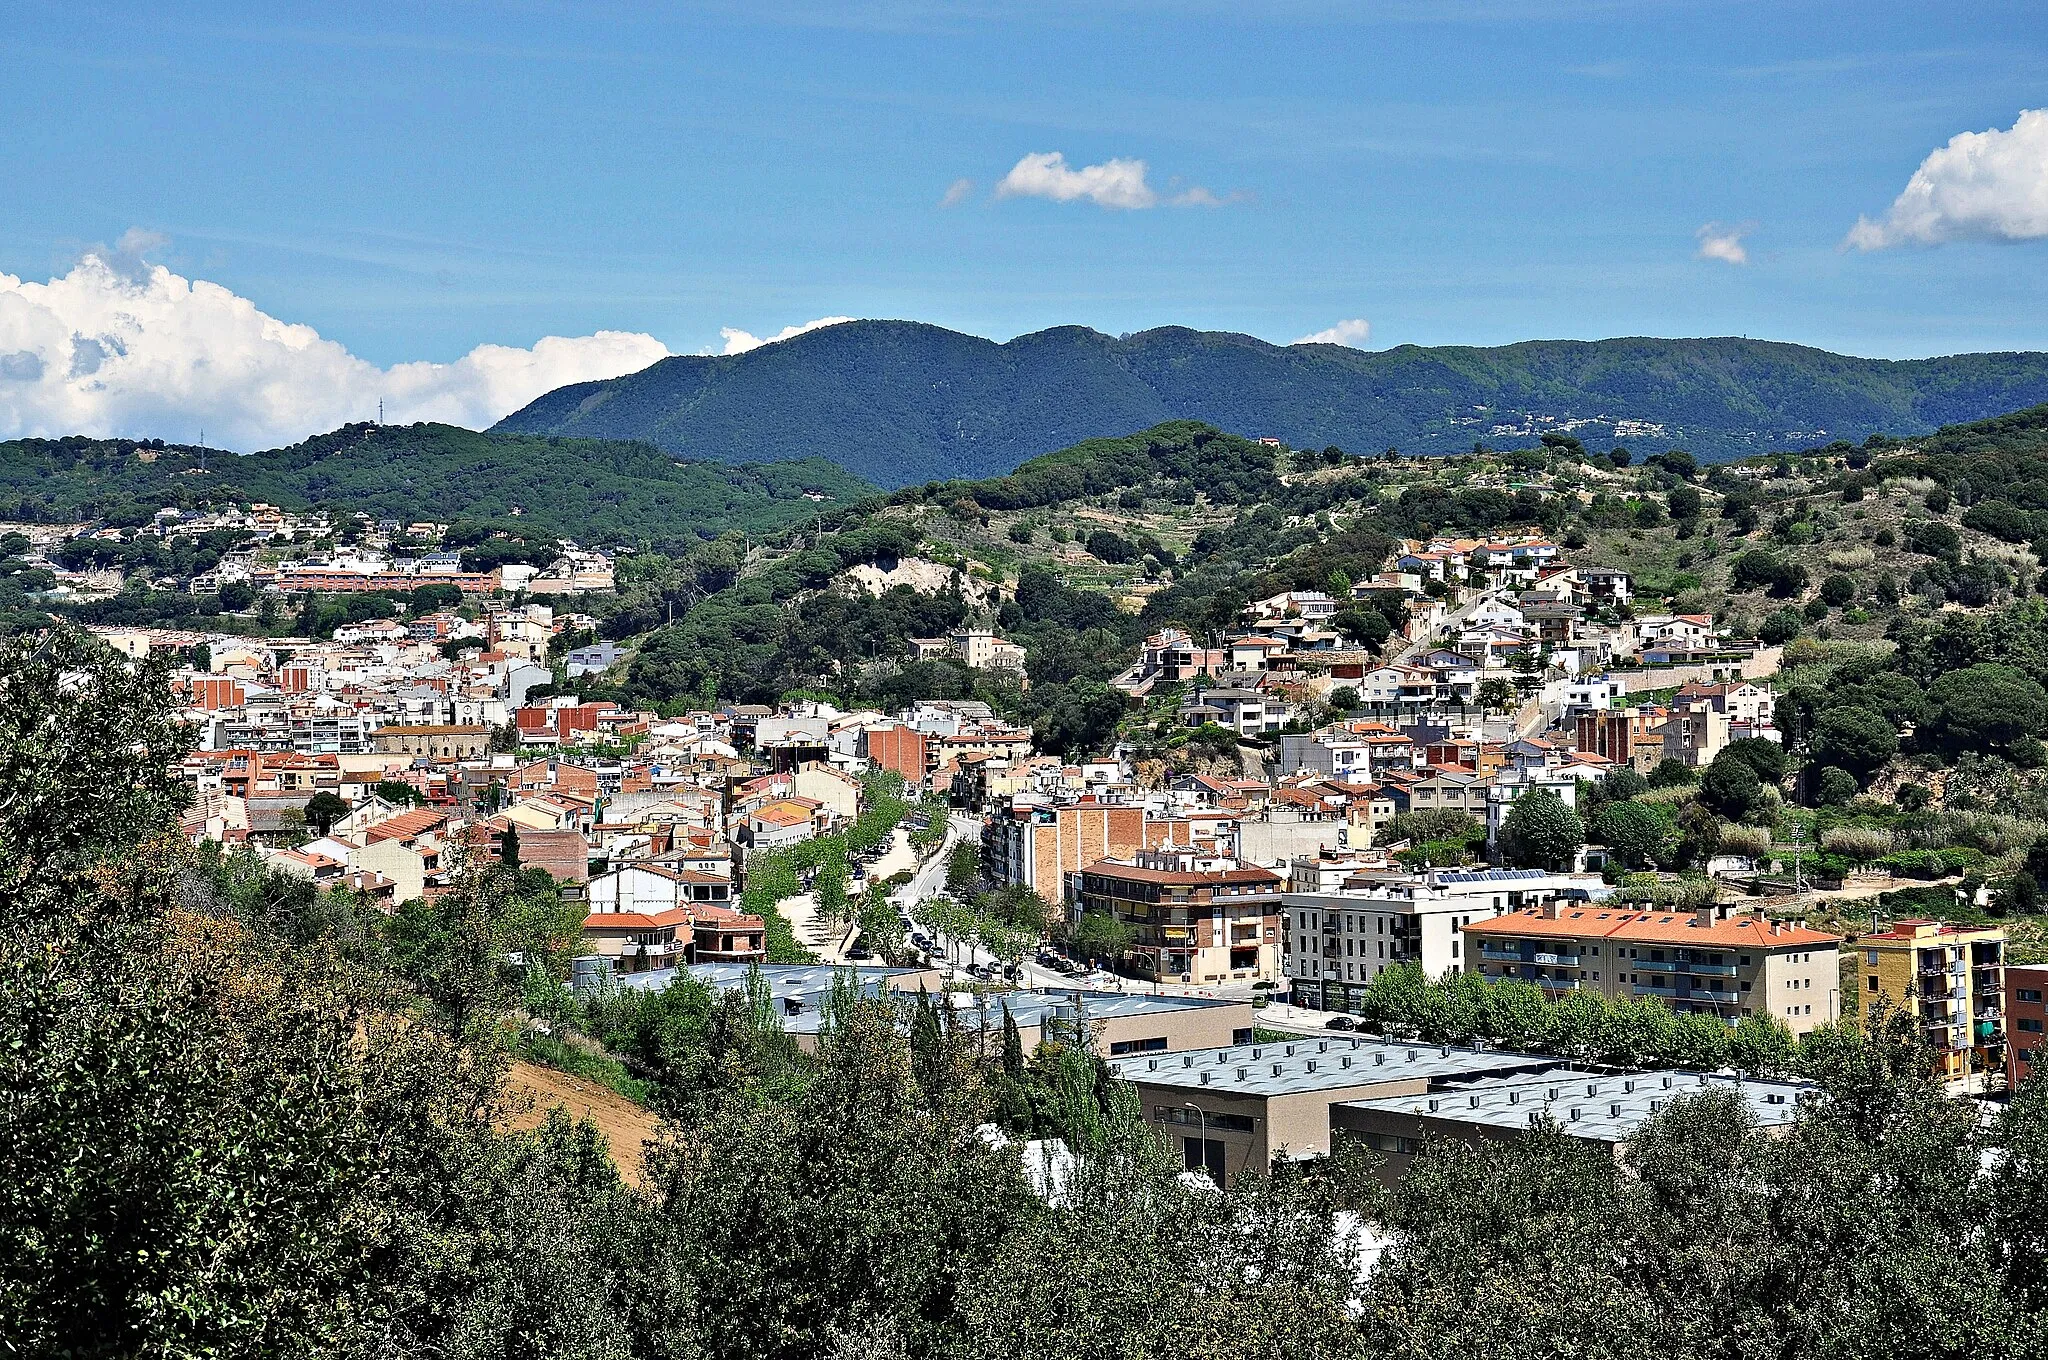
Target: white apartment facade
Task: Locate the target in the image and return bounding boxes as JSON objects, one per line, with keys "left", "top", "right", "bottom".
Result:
{"left": 1283, "top": 864, "right": 1613, "bottom": 1013}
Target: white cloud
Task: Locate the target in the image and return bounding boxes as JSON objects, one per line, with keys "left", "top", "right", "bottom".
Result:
{"left": 1847, "top": 108, "right": 2048, "bottom": 249}
{"left": 714, "top": 316, "right": 858, "bottom": 356}
{"left": 0, "top": 237, "right": 669, "bottom": 451}
{"left": 939, "top": 177, "right": 976, "bottom": 208}
{"left": 1695, "top": 221, "right": 1752, "bottom": 265}
{"left": 1290, "top": 318, "right": 1372, "bottom": 348}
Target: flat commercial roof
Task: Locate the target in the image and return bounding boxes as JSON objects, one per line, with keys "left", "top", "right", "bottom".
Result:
{"left": 782, "top": 986, "right": 1248, "bottom": 1037}
{"left": 1109, "top": 1036, "right": 1554, "bottom": 1098}
{"left": 1339, "top": 1069, "right": 1814, "bottom": 1143}
{"left": 686, "top": 962, "right": 917, "bottom": 1004}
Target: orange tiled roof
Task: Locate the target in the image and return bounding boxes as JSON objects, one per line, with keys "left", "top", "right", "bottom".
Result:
{"left": 1465, "top": 907, "right": 1835, "bottom": 949}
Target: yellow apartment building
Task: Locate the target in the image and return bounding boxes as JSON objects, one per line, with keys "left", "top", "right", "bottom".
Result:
{"left": 1859, "top": 918, "right": 2006, "bottom": 1089}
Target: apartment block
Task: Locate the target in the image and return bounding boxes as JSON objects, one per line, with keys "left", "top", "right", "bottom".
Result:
{"left": 1465, "top": 903, "right": 1841, "bottom": 1035}
{"left": 1284, "top": 865, "right": 1610, "bottom": 1013}
{"left": 982, "top": 800, "right": 1240, "bottom": 907}
{"left": 1075, "top": 846, "right": 1282, "bottom": 984}
{"left": 1861, "top": 919, "right": 2006, "bottom": 1088}
{"left": 2007, "top": 963, "right": 2048, "bottom": 1088}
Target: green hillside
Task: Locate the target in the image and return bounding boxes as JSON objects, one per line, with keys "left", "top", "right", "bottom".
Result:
{"left": 491, "top": 320, "right": 2048, "bottom": 486}
{"left": 0, "top": 423, "right": 872, "bottom": 546}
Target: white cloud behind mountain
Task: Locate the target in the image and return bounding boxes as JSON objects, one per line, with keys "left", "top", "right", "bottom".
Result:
{"left": 1848, "top": 108, "right": 2048, "bottom": 249}
{"left": 1291, "top": 318, "right": 1371, "bottom": 347}
{"left": 0, "top": 233, "right": 670, "bottom": 451}
{"left": 714, "top": 316, "right": 858, "bottom": 355}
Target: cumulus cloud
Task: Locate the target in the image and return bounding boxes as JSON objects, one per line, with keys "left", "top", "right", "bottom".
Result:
{"left": 991, "top": 151, "right": 1223, "bottom": 210}
{"left": 1291, "top": 318, "right": 1372, "bottom": 348}
{"left": 714, "top": 316, "right": 858, "bottom": 356}
{"left": 1695, "top": 221, "right": 1753, "bottom": 265}
{"left": 0, "top": 237, "right": 669, "bottom": 451}
{"left": 939, "top": 177, "right": 976, "bottom": 208}
{"left": 1847, "top": 108, "right": 2048, "bottom": 249}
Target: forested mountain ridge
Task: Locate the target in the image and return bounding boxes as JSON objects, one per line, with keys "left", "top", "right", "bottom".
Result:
{"left": 0, "top": 423, "right": 872, "bottom": 546}
{"left": 491, "top": 320, "right": 2048, "bottom": 485}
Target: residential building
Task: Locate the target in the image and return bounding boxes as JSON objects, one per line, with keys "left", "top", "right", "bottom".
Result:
{"left": 580, "top": 904, "right": 766, "bottom": 976}
{"left": 859, "top": 721, "right": 928, "bottom": 786}
{"left": 1286, "top": 865, "right": 1611, "bottom": 1013}
{"left": 1075, "top": 846, "right": 1283, "bottom": 984}
{"left": 2007, "top": 964, "right": 2048, "bottom": 1088}
{"left": 1659, "top": 702, "right": 1732, "bottom": 769}
{"left": 1182, "top": 686, "right": 1292, "bottom": 736}
{"left": 1860, "top": 918, "right": 2007, "bottom": 1089}
{"left": 1674, "top": 680, "right": 1776, "bottom": 728}
{"left": 1465, "top": 903, "right": 1841, "bottom": 1034}
{"left": 373, "top": 723, "right": 493, "bottom": 759}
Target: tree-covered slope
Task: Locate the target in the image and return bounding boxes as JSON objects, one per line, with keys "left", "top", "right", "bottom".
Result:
{"left": 492, "top": 321, "right": 2048, "bottom": 485}
{"left": 0, "top": 423, "right": 872, "bottom": 545}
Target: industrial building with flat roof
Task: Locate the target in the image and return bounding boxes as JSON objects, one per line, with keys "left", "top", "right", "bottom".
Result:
{"left": 1111, "top": 1033, "right": 1818, "bottom": 1185}
{"left": 1335, "top": 1068, "right": 1811, "bottom": 1181}
{"left": 1111, "top": 1036, "right": 1558, "bottom": 1184}
{"left": 672, "top": 964, "right": 1254, "bottom": 1058}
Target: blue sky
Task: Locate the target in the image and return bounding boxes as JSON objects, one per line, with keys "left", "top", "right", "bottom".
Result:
{"left": 1, "top": 2, "right": 2045, "bottom": 446}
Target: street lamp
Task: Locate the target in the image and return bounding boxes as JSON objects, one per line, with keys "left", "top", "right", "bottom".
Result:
{"left": 1183, "top": 1101, "right": 1215, "bottom": 1187}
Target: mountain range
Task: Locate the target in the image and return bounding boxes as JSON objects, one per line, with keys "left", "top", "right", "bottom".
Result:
{"left": 490, "top": 322, "right": 2048, "bottom": 487}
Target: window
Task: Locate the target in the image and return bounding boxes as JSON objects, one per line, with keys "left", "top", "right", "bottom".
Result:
{"left": 2021, "top": 1019, "right": 2044, "bottom": 1034}
{"left": 1867, "top": 976, "right": 1879, "bottom": 993}
{"left": 1232, "top": 1028, "right": 1253, "bottom": 1045}
{"left": 1109, "top": 1036, "right": 1169, "bottom": 1055}
{"left": 2021, "top": 989, "right": 2044, "bottom": 1003}
{"left": 1866, "top": 950, "right": 1879, "bottom": 966}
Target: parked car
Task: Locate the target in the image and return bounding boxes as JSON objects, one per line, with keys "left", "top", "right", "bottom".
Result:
{"left": 846, "top": 947, "right": 873, "bottom": 961}
{"left": 1325, "top": 1015, "right": 1358, "bottom": 1031}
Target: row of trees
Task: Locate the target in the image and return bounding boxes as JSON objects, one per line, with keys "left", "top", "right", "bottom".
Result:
{"left": 1349, "top": 962, "right": 1803, "bottom": 1075}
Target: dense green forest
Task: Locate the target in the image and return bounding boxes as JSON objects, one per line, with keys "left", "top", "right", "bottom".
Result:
{"left": 492, "top": 319, "right": 2048, "bottom": 484}
{"left": 11, "top": 630, "right": 2048, "bottom": 1359}
{"left": 0, "top": 423, "right": 871, "bottom": 545}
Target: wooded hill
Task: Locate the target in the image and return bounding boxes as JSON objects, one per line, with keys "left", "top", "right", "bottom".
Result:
{"left": 492, "top": 320, "right": 2048, "bottom": 485}
{"left": 0, "top": 423, "right": 872, "bottom": 546}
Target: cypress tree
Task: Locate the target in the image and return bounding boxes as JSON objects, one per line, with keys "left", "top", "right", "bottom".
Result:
{"left": 1001, "top": 1003, "right": 1024, "bottom": 1080}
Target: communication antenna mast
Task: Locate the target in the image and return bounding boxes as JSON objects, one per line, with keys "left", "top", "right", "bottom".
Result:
{"left": 197, "top": 429, "right": 208, "bottom": 473}
{"left": 378, "top": 399, "right": 384, "bottom": 425}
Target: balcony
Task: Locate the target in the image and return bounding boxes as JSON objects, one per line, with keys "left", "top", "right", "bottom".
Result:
{"left": 1678, "top": 962, "right": 1738, "bottom": 977}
